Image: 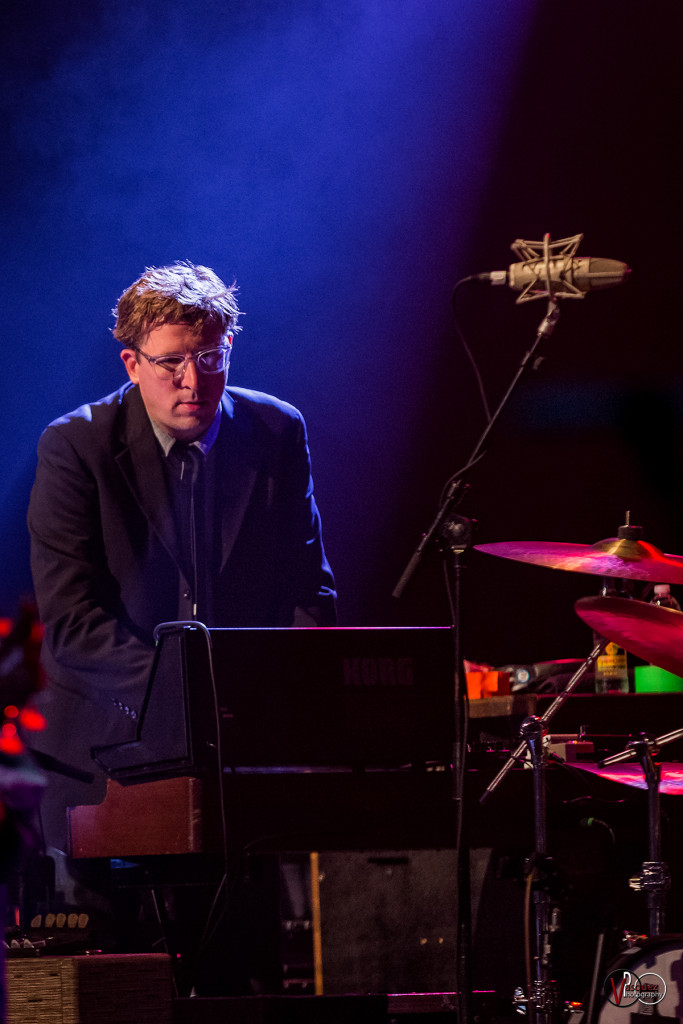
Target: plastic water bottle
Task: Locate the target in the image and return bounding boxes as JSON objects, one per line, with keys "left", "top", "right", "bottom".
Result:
{"left": 650, "top": 583, "right": 681, "bottom": 611}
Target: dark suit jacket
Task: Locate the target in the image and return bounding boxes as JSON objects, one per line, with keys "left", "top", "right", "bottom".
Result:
{"left": 27, "top": 382, "right": 336, "bottom": 758}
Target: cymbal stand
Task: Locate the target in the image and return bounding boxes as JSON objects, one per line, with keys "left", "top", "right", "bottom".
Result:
{"left": 519, "top": 715, "right": 560, "bottom": 1024}
{"left": 598, "top": 727, "right": 683, "bottom": 936}
{"left": 481, "top": 639, "right": 607, "bottom": 1024}
{"left": 480, "top": 638, "right": 606, "bottom": 803}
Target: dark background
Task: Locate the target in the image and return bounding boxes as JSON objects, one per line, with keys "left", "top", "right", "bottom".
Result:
{"left": 2, "top": 0, "right": 681, "bottom": 667}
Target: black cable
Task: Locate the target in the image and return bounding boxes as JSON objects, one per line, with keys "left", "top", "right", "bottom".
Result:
{"left": 451, "top": 276, "right": 492, "bottom": 425}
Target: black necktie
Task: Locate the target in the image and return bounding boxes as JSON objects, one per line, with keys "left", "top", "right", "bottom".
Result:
{"left": 169, "top": 441, "right": 201, "bottom": 484}
{"left": 168, "top": 443, "right": 204, "bottom": 615}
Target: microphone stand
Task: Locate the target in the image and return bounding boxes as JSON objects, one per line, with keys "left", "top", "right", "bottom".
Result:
{"left": 598, "top": 728, "right": 683, "bottom": 936}
{"left": 392, "top": 296, "right": 561, "bottom": 1023}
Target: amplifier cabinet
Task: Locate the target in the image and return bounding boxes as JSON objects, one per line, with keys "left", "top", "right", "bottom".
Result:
{"left": 6, "top": 953, "right": 172, "bottom": 1024}
{"left": 315, "top": 850, "right": 459, "bottom": 995}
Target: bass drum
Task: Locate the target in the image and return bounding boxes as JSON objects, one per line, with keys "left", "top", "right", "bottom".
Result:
{"left": 597, "top": 935, "right": 683, "bottom": 1022}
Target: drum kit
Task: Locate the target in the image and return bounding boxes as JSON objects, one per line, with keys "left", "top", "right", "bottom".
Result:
{"left": 474, "top": 517, "right": 683, "bottom": 1023}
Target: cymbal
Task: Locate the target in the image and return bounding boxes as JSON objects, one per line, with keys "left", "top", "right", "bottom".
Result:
{"left": 575, "top": 595, "right": 683, "bottom": 677}
{"left": 576, "top": 761, "right": 683, "bottom": 796}
{"left": 474, "top": 537, "right": 683, "bottom": 584}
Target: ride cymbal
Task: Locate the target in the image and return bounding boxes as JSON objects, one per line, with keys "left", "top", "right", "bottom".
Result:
{"left": 475, "top": 537, "right": 683, "bottom": 584}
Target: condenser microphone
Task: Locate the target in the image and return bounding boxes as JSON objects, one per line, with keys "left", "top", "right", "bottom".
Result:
{"left": 471, "top": 232, "right": 631, "bottom": 303}
{"left": 478, "top": 255, "right": 630, "bottom": 296}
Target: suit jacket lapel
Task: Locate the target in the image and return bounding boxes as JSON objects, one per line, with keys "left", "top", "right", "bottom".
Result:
{"left": 216, "top": 390, "right": 260, "bottom": 572}
{"left": 114, "top": 386, "right": 182, "bottom": 568}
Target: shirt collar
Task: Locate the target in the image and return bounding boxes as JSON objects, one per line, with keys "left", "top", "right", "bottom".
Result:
{"left": 150, "top": 403, "right": 222, "bottom": 457}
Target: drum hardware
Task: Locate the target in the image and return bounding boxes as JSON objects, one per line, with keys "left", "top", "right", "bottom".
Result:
{"left": 574, "top": 588, "right": 683, "bottom": 934}
{"left": 480, "top": 641, "right": 608, "bottom": 1024}
{"left": 472, "top": 520, "right": 683, "bottom": 1019}
{"left": 598, "top": 729, "right": 683, "bottom": 936}
{"left": 572, "top": 584, "right": 683, "bottom": 1022}
{"left": 576, "top": 730, "right": 683, "bottom": 1023}
{"left": 480, "top": 643, "right": 607, "bottom": 803}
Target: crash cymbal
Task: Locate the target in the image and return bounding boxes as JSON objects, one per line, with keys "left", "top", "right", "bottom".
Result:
{"left": 575, "top": 595, "right": 683, "bottom": 677}
{"left": 576, "top": 761, "right": 683, "bottom": 796}
{"left": 475, "top": 537, "right": 683, "bottom": 584}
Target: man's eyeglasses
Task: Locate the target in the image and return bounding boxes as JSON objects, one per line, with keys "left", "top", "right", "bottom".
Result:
{"left": 135, "top": 344, "right": 232, "bottom": 383}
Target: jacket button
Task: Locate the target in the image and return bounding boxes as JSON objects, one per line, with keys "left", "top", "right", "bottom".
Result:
{"left": 183, "top": 590, "right": 191, "bottom": 600}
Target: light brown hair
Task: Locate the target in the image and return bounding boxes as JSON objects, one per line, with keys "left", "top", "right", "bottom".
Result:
{"left": 113, "top": 260, "right": 241, "bottom": 350}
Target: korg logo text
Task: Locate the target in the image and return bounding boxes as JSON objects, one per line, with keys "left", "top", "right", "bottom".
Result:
{"left": 343, "top": 657, "right": 415, "bottom": 687}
